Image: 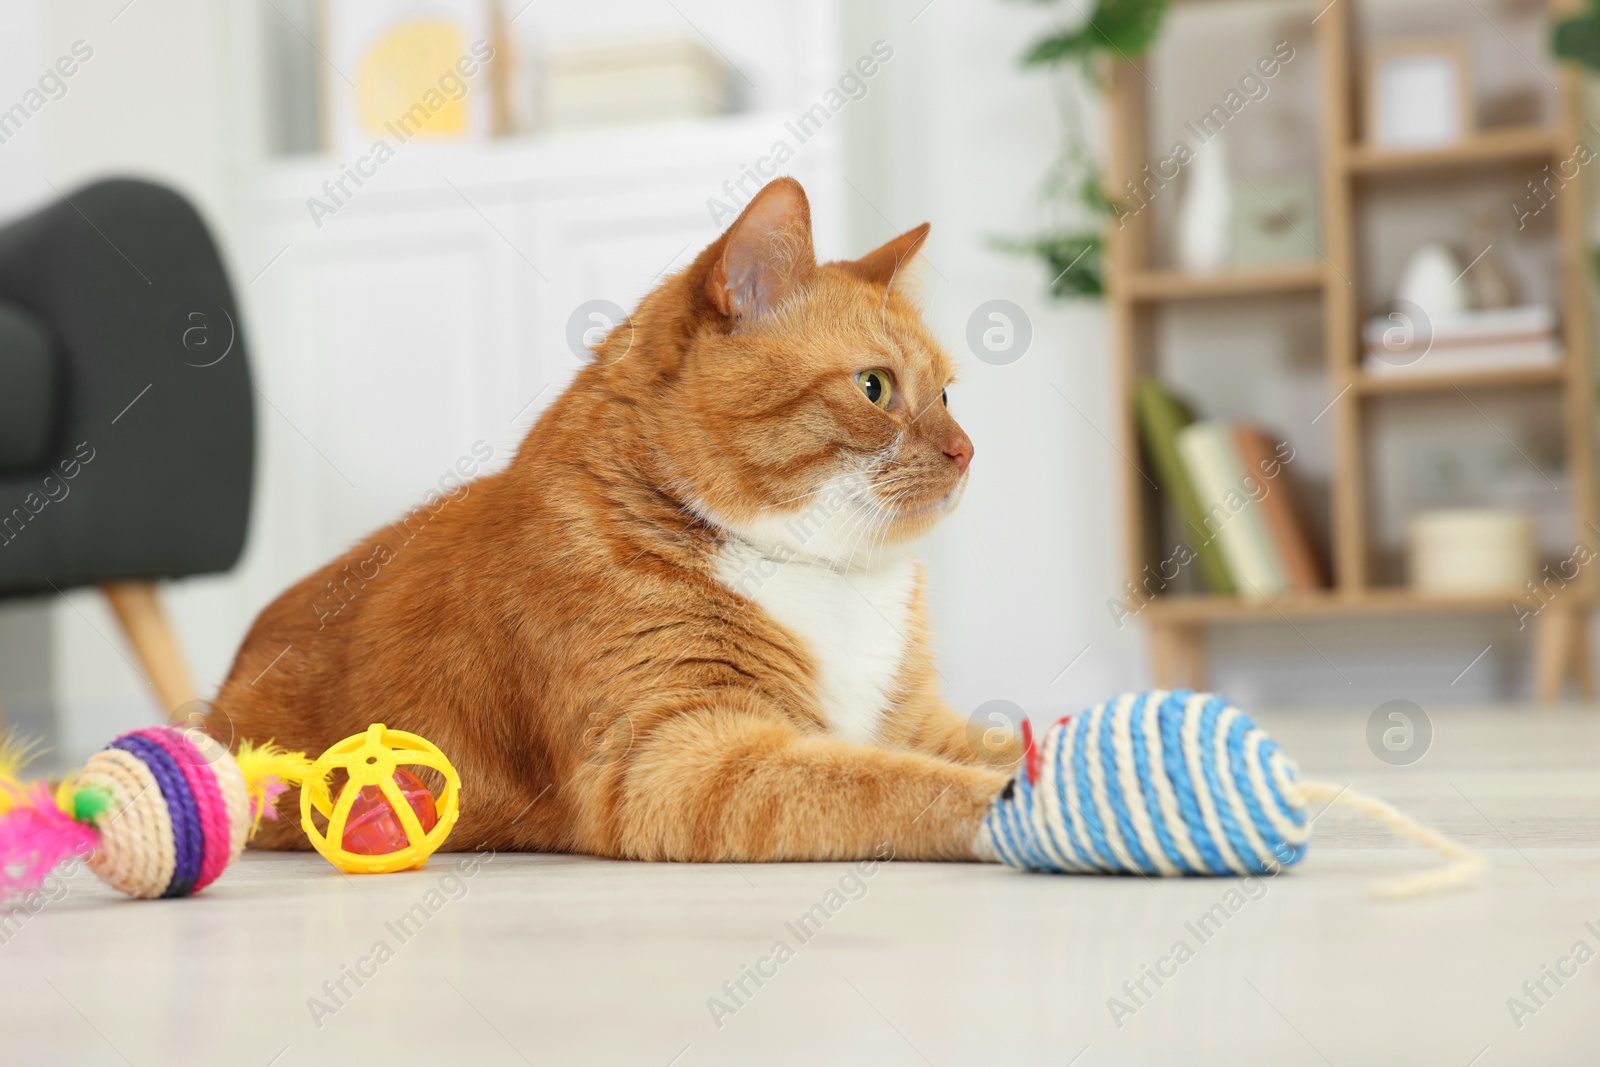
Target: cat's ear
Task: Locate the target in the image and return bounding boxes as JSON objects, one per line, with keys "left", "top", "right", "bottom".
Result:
{"left": 837, "top": 223, "right": 930, "bottom": 287}
{"left": 706, "top": 177, "right": 815, "bottom": 324}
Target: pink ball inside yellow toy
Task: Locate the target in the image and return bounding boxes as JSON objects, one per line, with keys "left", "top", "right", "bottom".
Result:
{"left": 340, "top": 767, "right": 439, "bottom": 856}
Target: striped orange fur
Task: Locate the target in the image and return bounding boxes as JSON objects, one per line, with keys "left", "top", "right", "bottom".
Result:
{"left": 214, "top": 178, "right": 1020, "bottom": 861}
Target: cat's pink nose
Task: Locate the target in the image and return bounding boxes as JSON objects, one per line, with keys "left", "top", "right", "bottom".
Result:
{"left": 944, "top": 434, "right": 973, "bottom": 474}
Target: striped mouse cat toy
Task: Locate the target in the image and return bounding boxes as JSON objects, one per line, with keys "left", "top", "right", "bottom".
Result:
{"left": 0, "top": 726, "right": 315, "bottom": 899}
{"left": 982, "top": 690, "right": 1482, "bottom": 898}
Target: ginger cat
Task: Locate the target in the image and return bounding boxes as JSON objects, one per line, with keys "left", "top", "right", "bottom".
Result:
{"left": 215, "top": 177, "right": 1021, "bottom": 861}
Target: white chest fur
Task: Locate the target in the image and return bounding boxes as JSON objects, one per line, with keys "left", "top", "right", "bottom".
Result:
{"left": 715, "top": 541, "right": 917, "bottom": 745}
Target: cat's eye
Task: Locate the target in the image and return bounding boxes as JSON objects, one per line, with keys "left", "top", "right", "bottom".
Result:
{"left": 941, "top": 389, "right": 948, "bottom": 407}
{"left": 855, "top": 369, "right": 893, "bottom": 409}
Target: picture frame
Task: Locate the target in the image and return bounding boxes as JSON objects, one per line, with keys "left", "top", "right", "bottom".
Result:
{"left": 1364, "top": 38, "right": 1474, "bottom": 150}
{"left": 319, "top": 0, "right": 499, "bottom": 154}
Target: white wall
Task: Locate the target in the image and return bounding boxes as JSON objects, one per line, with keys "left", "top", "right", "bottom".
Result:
{"left": 0, "top": 0, "right": 56, "bottom": 745}
{"left": 0, "top": 1, "right": 46, "bottom": 211}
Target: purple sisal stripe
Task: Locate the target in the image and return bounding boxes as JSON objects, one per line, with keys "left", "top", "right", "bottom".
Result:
{"left": 110, "top": 734, "right": 202, "bottom": 897}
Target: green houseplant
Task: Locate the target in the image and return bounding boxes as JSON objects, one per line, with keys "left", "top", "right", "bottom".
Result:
{"left": 1002, "top": 0, "right": 1168, "bottom": 298}
{"left": 1554, "top": 2, "right": 1600, "bottom": 69}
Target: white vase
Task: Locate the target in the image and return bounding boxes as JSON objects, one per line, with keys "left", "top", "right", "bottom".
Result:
{"left": 1397, "top": 243, "right": 1468, "bottom": 321}
{"left": 1176, "top": 139, "right": 1231, "bottom": 272}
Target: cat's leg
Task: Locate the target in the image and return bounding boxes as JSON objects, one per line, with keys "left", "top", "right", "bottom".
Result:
{"left": 877, "top": 683, "right": 1025, "bottom": 772}
{"left": 580, "top": 706, "right": 1007, "bottom": 862}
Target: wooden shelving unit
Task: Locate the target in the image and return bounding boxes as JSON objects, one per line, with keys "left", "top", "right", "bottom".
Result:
{"left": 1125, "top": 264, "right": 1326, "bottom": 301}
{"left": 1344, "top": 125, "right": 1565, "bottom": 174}
{"left": 1104, "top": 0, "right": 1598, "bottom": 700}
{"left": 1353, "top": 364, "right": 1568, "bottom": 395}
{"left": 1143, "top": 588, "right": 1524, "bottom": 623}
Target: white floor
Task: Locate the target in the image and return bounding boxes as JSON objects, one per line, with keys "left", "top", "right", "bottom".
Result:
{"left": 5, "top": 706, "right": 1600, "bottom": 1066}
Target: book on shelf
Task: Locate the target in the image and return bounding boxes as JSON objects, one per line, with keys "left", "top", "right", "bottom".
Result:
{"left": 1134, "top": 381, "right": 1235, "bottom": 595}
{"left": 1177, "top": 422, "right": 1287, "bottom": 599}
{"left": 1135, "top": 380, "right": 1327, "bottom": 600}
{"left": 1231, "top": 425, "right": 1326, "bottom": 592}
{"left": 1362, "top": 340, "right": 1560, "bottom": 377}
{"left": 1362, "top": 304, "right": 1560, "bottom": 377}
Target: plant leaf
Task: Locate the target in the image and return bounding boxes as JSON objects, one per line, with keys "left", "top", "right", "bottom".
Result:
{"left": 1023, "top": 0, "right": 1168, "bottom": 67}
{"left": 995, "top": 232, "right": 1105, "bottom": 297}
{"left": 1554, "top": 14, "right": 1600, "bottom": 69}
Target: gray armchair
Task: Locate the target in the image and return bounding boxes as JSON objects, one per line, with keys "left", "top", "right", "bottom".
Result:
{"left": 0, "top": 178, "right": 254, "bottom": 719}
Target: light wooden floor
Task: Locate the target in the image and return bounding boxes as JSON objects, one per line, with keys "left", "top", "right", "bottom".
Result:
{"left": 6, "top": 705, "right": 1599, "bottom": 1066}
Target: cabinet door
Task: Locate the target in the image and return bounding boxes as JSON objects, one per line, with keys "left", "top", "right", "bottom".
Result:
{"left": 522, "top": 185, "right": 722, "bottom": 409}
{"left": 250, "top": 202, "right": 526, "bottom": 575}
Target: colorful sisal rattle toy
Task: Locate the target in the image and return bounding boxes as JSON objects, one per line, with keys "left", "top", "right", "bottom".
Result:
{"left": 0, "top": 726, "right": 315, "bottom": 899}
{"left": 0, "top": 722, "right": 461, "bottom": 899}
{"left": 982, "top": 690, "right": 1483, "bottom": 898}
{"left": 299, "top": 723, "right": 461, "bottom": 875}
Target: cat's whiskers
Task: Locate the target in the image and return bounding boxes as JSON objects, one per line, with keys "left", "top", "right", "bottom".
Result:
{"left": 810, "top": 454, "right": 900, "bottom": 570}
{"left": 853, "top": 487, "right": 905, "bottom": 572}
{"left": 866, "top": 482, "right": 919, "bottom": 568}
{"left": 761, "top": 443, "right": 894, "bottom": 516}
{"left": 839, "top": 512, "right": 877, "bottom": 573}
{"left": 824, "top": 452, "right": 937, "bottom": 570}
{"left": 865, "top": 497, "right": 897, "bottom": 570}
{"left": 682, "top": 436, "right": 919, "bottom": 573}
{"left": 759, "top": 481, "right": 844, "bottom": 513}
{"left": 827, "top": 496, "right": 882, "bottom": 573}
{"left": 830, "top": 471, "right": 897, "bottom": 572}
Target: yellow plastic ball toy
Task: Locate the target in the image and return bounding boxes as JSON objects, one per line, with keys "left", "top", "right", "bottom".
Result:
{"left": 300, "top": 723, "right": 462, "bottom": 874}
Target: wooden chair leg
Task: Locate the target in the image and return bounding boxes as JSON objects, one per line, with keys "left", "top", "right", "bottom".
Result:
{"left": 101, "top": 581, "right": 194, "bottom": 722}
{"left": 1149, "top": 621, "right": 1206, "bottom": 691}
{"left": 1571, "top": 610, "right": 1596, "bottom": 701}
{"left": 1532, "top": 605, "right": 1577, "bottom": 705}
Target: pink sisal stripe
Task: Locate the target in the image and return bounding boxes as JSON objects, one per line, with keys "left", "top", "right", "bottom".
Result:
{"left": 132, "top": 728, "right": 232, "bottom": 893}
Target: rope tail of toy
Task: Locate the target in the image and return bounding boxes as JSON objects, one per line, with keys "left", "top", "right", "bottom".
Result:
{"left": 1293, "top": 780, "right": 1485, "bottom": 900}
